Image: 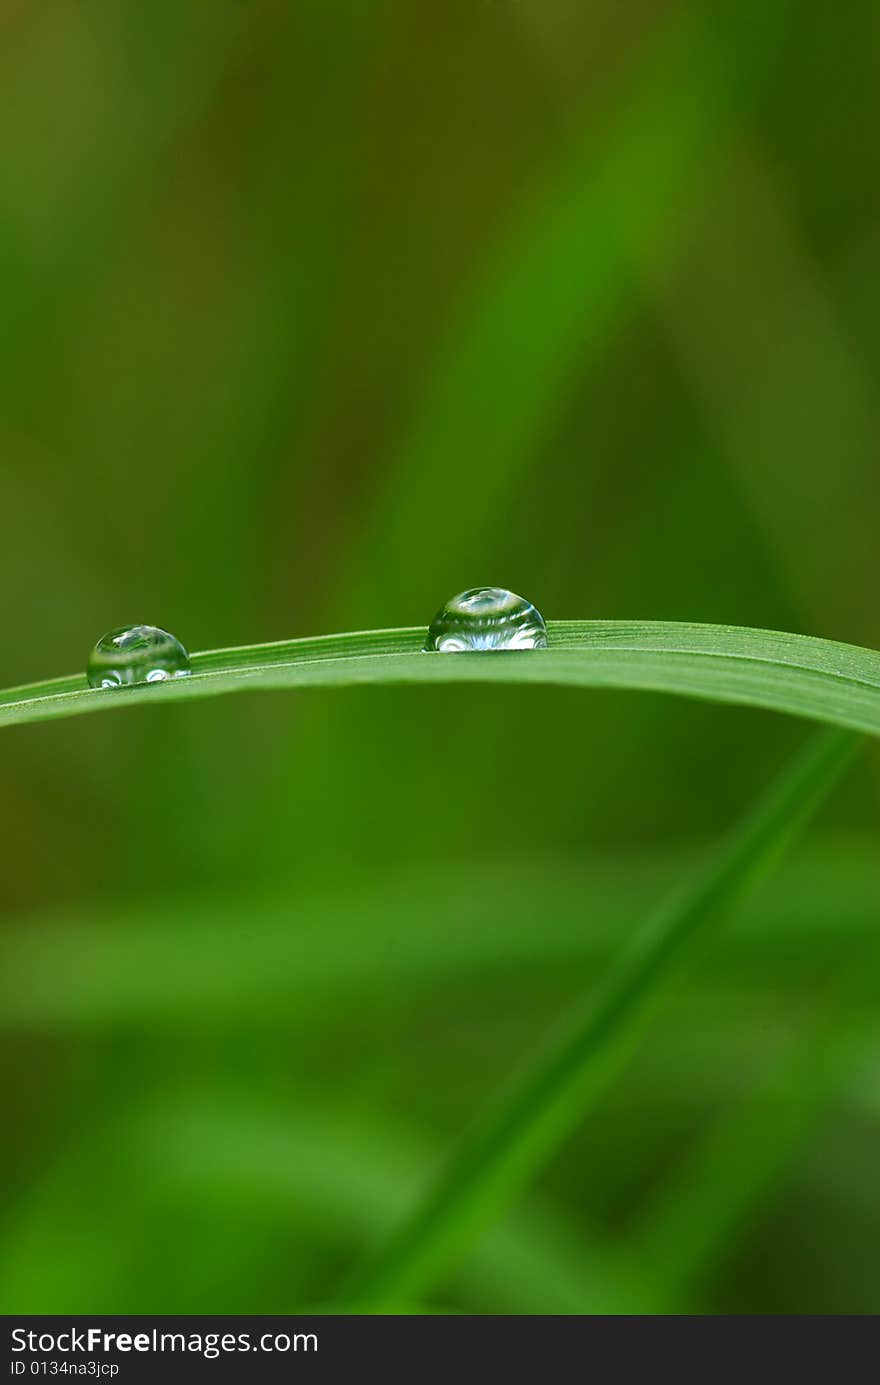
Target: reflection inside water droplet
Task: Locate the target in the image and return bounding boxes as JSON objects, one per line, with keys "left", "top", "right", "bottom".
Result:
{"left": 87, "top": 625, "right": 192, "bottom": 689}
{"left": 424, "top": 587, "right": 548, "bottom": 652}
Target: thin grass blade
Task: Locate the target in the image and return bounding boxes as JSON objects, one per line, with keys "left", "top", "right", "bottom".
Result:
{"left": 341, "top": 728, "right": 857, "bottom": 1306}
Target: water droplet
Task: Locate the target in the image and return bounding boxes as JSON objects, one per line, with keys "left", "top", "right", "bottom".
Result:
{"left": 424, "top": 588, "right": 548, "bottom": 652}
{"left": 87, "top": 625, "right": 192, "bottom": 689}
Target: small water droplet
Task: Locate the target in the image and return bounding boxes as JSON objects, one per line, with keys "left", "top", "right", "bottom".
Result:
{"left": 87, "top": 625, "right": 192, "bottom": 689}
{"left": 424, "top": 588, "right": 548, "bottom": 652}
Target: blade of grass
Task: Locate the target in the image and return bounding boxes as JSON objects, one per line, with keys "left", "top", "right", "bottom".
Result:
{"left": 340, "top": 727, "right": 857, "bottom": 1306}
{"left": 262, "top": 0, "right": 796, "bottom": 874}
{"left": 1, "top": 621, "right": 879, "bottom": 736}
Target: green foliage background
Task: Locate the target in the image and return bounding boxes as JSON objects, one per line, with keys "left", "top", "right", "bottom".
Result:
{"left": 0, "top": 0, "right": 878, "bottom": 1313}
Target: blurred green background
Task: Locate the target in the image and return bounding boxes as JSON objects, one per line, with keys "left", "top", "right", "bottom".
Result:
{"left": 0, "top": 0, "right": 878, "bottom": 1314}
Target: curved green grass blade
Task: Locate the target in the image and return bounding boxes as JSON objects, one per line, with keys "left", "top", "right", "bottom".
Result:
{"left": 1, "top": 622, "right": 880, "bottom": 735}
{"left": 341, "top": 728, "right": 857, "bottom": 1306}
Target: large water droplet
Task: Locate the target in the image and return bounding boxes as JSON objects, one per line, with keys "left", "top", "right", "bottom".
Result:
{"left": 424, "top": 588, "right": 548, "bottom": 651}
{"left": 87, "top": 625, "right": 192, "bottom": 689}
